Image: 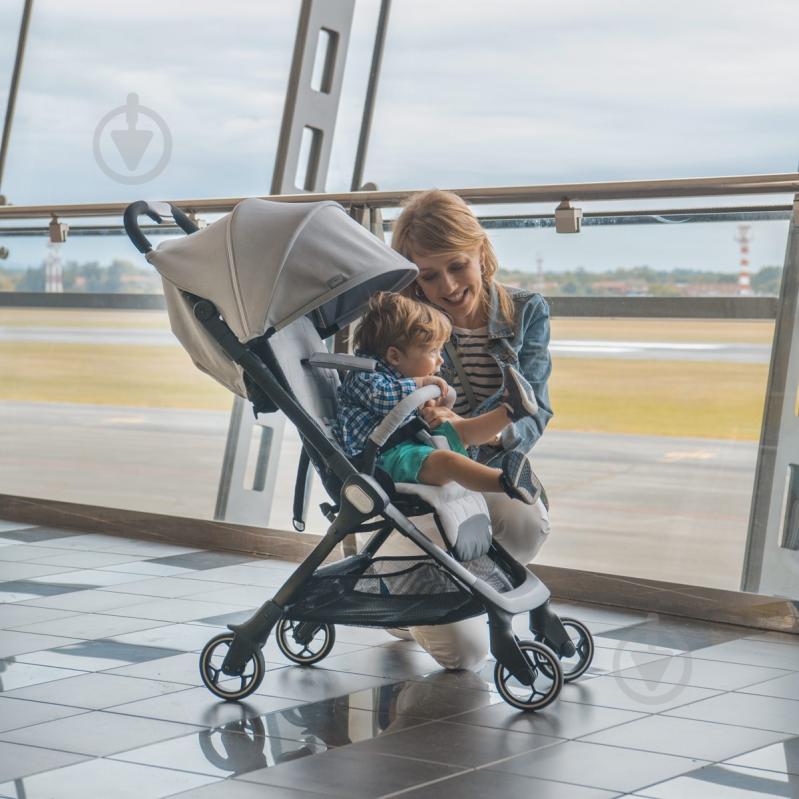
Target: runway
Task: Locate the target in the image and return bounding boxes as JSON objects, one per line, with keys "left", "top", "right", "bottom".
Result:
{"left": 0, "top": 401, "right": 756, "bottom": 592}
{"left": 0, "top": 325, "right": 772, "bottom": 363}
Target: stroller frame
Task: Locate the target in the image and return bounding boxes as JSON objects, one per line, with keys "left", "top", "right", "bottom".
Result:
{"left": 124, "top": 201, "right": 595, "bottom": 711}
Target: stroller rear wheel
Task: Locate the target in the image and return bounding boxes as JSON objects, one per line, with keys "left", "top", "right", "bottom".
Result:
{"left": 494, "top": 640, "right": 563, "bottom": 711}
{"left": 199, "top": 632, "right": 265, "bottom": 700}
{"left": 276, "top": 619, "right": 336, "bottom": 665}
{"left": 535, "top": 617, "right": 594, "bottom": 682}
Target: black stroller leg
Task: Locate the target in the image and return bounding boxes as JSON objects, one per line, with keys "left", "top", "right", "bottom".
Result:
{"left": 530, "top": 601, "right": 576, "bottom": 659}
{"left": 487, "top": 609, "right": 534, "bottom": 685}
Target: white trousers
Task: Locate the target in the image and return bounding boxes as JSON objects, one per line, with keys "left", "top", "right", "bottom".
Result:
{"left": 381, "top": 492, "right": 551, "bottom": 671}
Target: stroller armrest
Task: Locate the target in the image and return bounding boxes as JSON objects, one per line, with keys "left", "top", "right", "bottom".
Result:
{"left": 305, "top": 353, "right": 376, "bottom": 373}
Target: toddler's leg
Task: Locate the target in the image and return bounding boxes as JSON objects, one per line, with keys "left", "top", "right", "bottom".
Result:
{"left": 417, "top": 450, "right": 503, "bottom": 493}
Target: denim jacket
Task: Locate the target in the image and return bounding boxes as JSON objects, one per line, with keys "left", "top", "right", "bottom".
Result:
{"left": 439, "top": 283, "right": 553, "bottom": 460}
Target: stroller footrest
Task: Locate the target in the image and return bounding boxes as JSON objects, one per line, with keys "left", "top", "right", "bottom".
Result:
{"left": 491, "top": 568, "right": 551, "bottom": 614}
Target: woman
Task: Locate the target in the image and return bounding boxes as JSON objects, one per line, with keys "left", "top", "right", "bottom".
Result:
{"left": 386, "top": 189, "right": 554, "bottom": 670}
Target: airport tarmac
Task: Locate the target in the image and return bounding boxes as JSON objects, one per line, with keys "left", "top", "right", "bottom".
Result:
{"left": 0, "top": 401, "right": 756, "bottom": 592}
{"left": 0, "top": 325, "right": 772, "bottom": 363}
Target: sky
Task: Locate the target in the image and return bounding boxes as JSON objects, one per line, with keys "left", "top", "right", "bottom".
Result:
{"left": 0, "top": 0, "right": 797, "bottom": 275}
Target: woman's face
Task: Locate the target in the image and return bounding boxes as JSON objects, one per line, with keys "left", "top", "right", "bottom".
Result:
{"left": 413, "top": 248, "right": 485, "bottom": 328}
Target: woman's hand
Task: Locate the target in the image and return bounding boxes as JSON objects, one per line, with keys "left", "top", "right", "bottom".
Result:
{"left": 420, "top": 402, "right": 463, "bottom": 429}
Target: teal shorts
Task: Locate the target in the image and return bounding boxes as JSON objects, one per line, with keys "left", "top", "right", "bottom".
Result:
{"left": 378, "top": 421, "right": 468, "bottom": 484}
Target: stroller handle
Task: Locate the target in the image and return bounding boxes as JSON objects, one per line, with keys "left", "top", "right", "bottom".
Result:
{"left": 123, "top": 200, "right": 200, "bottom": 254}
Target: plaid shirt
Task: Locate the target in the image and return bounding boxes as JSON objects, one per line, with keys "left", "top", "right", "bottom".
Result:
{"left": 334, "top": 355, "right": 418, "bottom": 458}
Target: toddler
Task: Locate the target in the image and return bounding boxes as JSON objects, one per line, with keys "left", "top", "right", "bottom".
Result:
{"left": 336, "top": 292, "right": 541, "bottom": 504}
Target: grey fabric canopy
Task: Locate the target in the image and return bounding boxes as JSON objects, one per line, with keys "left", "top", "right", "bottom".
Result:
{"left": 146, "top": 198, "right": 417, "bottom": 397}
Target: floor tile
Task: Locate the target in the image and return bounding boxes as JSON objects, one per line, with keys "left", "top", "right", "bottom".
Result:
{"left": 109, "top": 622, "right": 223, "bottom": 652}
{"left": 665, "top": 692, "right": 799, "bottom": 734}
{"left": 320, "top": 645, "right": 441, "bottom": 681}
{"left": 110, "top": 727, "right": 327, "bottom": 779}
{"left": 600, "top": 618, "right": 746, "bottom": 652}
{"left": 18, "top": 640, "right": 184, "bottom": 671}
{"left": 560, "top": 673, "right": 720, "bottom": 713}
{"left": 0, "top": 521, "right": 36, "bottom": 534}
{"left": 347, "top": 718, "right": 561, "bottom": 767}
{"left": 636, "top": 763, "right": 799, "bottom": 798}
{"left": 106, "top": 652, "right": 219, "bottom": 685}
{"left": 98, "top": 560, "right": 195, "bottom": 577}
{"left": 180, "top": 584, "right": 281, "bottom": 606}
{"left": 4, "top": 671, "right": 190, "bottom": 709}
{"left": 0, "top": 757, "right": 217, "bottom": 799}
{"left": 612, "top": 655, "right": 791, "bottom": 691}
{"left": 0, "top": 579, "right": 88, "bottom": 603}
{"left": 580, "top": 714, "right": 790, "bottom": 761}
{"left": 0, "top": 526, "right": 77, "bottom": 543}
{"left": 594, "top": 636, "right": 684, "bottom": 657}
{"left": 448, "top": 694, "right": 644, "bottom": 739}
{"left": 0, "top": 709, "right": 199, "bottom": 756}
{"left": 179, "top": 564, "right": 287, "bottom": 588}
{"left": 99, "top": 597, "right": 251, "bottom": 623}
{"left": 738, "top": 672, "right": 799, "bottom": 701}
{"left": 257, "top": 696, "right": 429, "bottom": 746}
{"left": 489, "top": 739, "right": 706, "bottom": 794}
{"left": 29, "top": 569, "right": 146, "bottom": 588}
{"left": 19, "top": 613, "right": 166, "bottom": 641}
{"left": 399, "top": 768, "right": 619, "bottom": 799}
{"left": 345, "top": 677, "right": 503, "bottom": 720}
{"left": 109, "top": 686, "right": 304, "bottom": 727}
{"left": 0, "top": 696, "right": 87, "bottom": 732}
{"left": 725, "top": 737, "right": 799, "bottom": 776}
{"left": 166, "top": 779, "right": 327, "bottom": 798}
{"left": 27, "top": 550, "right": 143, "bottom": 569}
{"left": 235, "top": 747, "right": 465, "bottom": 797}
{"left": 0, "top": 741, "right": 88, "bottom": 783}
{"left": 147, "top": 551, "right": 256, "bottom": 570}
{"left": 19, "top": 588, "right": 155, "bottom": 612}
{"left": 99, "top": 576, "right": 234, "bottom": 598}
{"left": 0, "top": 660, "right": 85, "bottom": 692}
{"left": 0, "top": 604, "right": 77, "bottom": 629}
{"left": 255, "top": 665, "right": 396, "bottom": 703}
{"left": 0, "top": 563, "right": 77, "bottom": 581}
{"left": 689, "top": 639, "right": 799, "bottom": 671}
{"left": 587, "top": 646, "right": 670, "bottom": 675}
{"left": 0, "top": 544, "right": 76, "bottom": 563}
{"left": 0, "top": 630, "right": 79, "bottom": 659}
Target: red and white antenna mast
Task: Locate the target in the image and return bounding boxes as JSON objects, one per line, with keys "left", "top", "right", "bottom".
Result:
{"left": 735, "top": 224, "right": 752, "bottom": 296}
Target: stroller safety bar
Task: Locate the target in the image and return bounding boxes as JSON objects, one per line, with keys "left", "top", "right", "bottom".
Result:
{"left": 369, "top": 384, "right": 456, "bottom": 448}
{"left": 123, "top": 200, "right": 199, "bottom": 254}
{"left": 305, "top": 352, "right": 377, "bottom": 372}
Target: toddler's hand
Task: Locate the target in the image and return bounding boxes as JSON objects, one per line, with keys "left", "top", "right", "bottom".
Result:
{"left": 415, "top": 375, "right": 450, "bottom": 399}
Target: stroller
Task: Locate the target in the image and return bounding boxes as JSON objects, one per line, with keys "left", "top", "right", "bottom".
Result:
{"left": 124, "top": 198, "right": 595, "bottom": 711}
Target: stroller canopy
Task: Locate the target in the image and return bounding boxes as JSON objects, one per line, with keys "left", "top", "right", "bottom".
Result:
{"left": 148, "top": 198, "right": 418, "bottom": 342}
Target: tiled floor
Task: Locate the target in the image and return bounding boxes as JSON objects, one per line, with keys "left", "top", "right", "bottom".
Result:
{"left": 1, "top": 519, "right": 798, "bottom": 798}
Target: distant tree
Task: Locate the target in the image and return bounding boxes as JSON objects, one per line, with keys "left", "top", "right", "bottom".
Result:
{"left": 752, "top": 266, "right": 782, "bottom": 295}
{"left": 16, "top": 265, "right": 45, "bottom": 291}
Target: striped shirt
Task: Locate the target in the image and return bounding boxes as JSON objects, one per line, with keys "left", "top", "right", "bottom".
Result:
{"left": 449, "top": 326, "right": 503, "bottom": 415}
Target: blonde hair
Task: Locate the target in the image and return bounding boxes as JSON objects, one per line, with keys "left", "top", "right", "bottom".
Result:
{"left": 391, "top": 189, "right": 516, "bottom": 325}
{"left": 354, "top": 291, "right": 451, "bottom": 358}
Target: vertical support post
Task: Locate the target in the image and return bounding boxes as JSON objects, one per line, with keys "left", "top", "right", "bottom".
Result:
{"left": 0, "top": 0, "right": 34, "bottom": 200}
{"left": 740, "top": 197, "right": 799, "bottom": 597}
{"left": 214, "top": 0, "right": 355, "bottom": 527}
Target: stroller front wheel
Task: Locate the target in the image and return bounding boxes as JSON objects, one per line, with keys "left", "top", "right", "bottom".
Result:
{"left": 494, "top": 640, "right": 563, "bottom": 711}
{"left": 276, "top": 619, "right": 336, "bottom": 665}
{"left": 199, "top": 632, "right": 265, "bottom": 700}
{"left": 535, "top": 617, "right": 594, "bottom": 682}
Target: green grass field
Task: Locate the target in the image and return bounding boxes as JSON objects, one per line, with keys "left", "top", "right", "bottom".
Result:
{"left": 0, "top": 309, "right": 773, "bottom": 440}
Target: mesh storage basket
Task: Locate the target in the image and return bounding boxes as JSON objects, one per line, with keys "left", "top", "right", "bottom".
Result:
{"left": 283, "top": 554, "right": 513, "bottom": 628}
